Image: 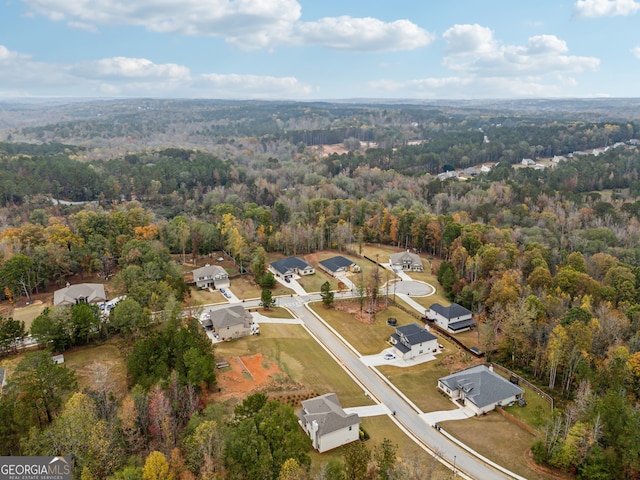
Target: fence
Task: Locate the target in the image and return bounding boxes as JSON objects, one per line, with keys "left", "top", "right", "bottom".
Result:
{"left": 487, "top": 362, "right": 554, "bottom": 411}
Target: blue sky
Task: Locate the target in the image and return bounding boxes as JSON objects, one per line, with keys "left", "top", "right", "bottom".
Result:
{"left": 0, "top": 0, "right": 639, "bottom": 99}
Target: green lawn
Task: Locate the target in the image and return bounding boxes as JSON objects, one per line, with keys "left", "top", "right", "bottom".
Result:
{"left": 63, "top": 340, "right": 129, "bottom": 399}
{"left": 377, "top": 362, "right": 461, "bottom": 413}
{"left": 441, "top": 413, "right": 555, "bottom": 480}
{"left": 309, "top": 303, "right": 419, "bottom": 355}
{"left": 228, "top": 274, "right": 292, "bottom": 300}
{"left": 213, "top": 323, "right": 374, "bottom": 408}
{"left": 13, "top": 302, "right": 48, "bottom": 332}
{"left": 297, "top": 269, "right": 338, "bottom": 293}
{"left": 255, "top": 306, "right": 295, "bottom": 319}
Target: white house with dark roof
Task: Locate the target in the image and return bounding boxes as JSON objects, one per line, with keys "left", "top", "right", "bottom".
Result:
{"left": 390, "top": 323, "right": 438, "bottom": 360}
{"left": 192, "top": 264, "right": 229, "bottom": 289}
{"left": 269, "top": 257, "right": 315, "bottom": 279}
{"left": 428, "top": 303, "right": 475, "bottom": 333}
{"left": 53, "top": 283, "right": 107, "bottom": 307}
{"left": 297, "top": 393, "right": 360, "bottom": 453}
{"left": 318, "top": 256, "right": 360, "bottom": 277}
{"left": 389, "top": 251, "right": 423, "bottom": 272}
{"left": 438, "top": 365, "right": 525, "bottom": 416}
{"left": 199, "top": 305, "right": 256, "bottom": 341}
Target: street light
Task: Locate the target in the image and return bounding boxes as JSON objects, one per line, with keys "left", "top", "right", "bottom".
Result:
{"left": 453, "top": 455, "right": 457, "bottom": 479}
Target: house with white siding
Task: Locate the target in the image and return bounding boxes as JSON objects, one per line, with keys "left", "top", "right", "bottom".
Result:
{"left": 438, "top": 365, "right": 525, "bottom": 416}
{"left": 297, "top": 393, "right": 360, "bottom": 453}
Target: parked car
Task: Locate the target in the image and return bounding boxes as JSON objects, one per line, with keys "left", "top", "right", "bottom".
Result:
{"left": 284, "top": 277, "right": 291, "bottom": 283}
{"left": 383, "top": 353, "right": 396, "bottom": 360}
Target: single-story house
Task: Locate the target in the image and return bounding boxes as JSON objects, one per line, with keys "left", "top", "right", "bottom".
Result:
{"left": 318, "top": 256, "right": 360, "bottom": 277}
{"left": 269, "top": 257, "right": 315, "bottom": 279}
{"left": 53, "top": 283, "right": 107, "bottom": 307}
{"left": 389, "top": 251, "right": 423, "bottom": 272}
{"left": 438, "top": 365, "right": 525, "bottom": 416}
{"left": 200, "top": 305, "right": 254, "bottom": 341}
{"left": 428, "top": 303, "right": 475, "bottom": 333}
{"left": 390, "top": 323, "right": 438, "bottom": 360}
{"left": 521, "top": 158, "right": 535, "bottom": 166}
{"left": 192, "top": 264, "right": 230, "bottom": 289}
{"left": 297, "top": 393, "right": 360, "bottom": 453}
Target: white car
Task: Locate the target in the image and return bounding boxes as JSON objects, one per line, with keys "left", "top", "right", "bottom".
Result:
{"left": 384, "top": 353, "right": 396, "bottom": 360}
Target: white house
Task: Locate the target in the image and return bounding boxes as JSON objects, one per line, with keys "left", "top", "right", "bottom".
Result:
{"left": 389, "top": 251, "right": 423, "bottom": 272}
{"left": 318, "top": 256, "right": 360, "bottom": 277}
{"left": 438, "top": 365, "right": 525, "bottom": 416}
{"left": 297, "top": 393, "right": 360, "bottom": 453}
{"left": 389, "top": 323, "right": 438, "bottom": 360}
{"left": 269, "top": 257, "right": 315, "bottom": 279}
{"left": 192, "top": 264, "right": 229, "bottom": 290}
{"left": 53, "top": 283, "right": 107, "bottom": 307}
{"left": 428, "top": 303, "right": 475, "bottom": 333}
{"left": 199, "top": 305, "right": 255, "bottom": 341}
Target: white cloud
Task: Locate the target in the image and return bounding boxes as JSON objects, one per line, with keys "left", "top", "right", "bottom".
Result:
{"left": 632, "top": 46, "right": 640, "bottom": 59}
{"left": 21, "top": 0, "right": 430, "bottom": 52}
{"left": 0, "top": 45, "right": 314, "bottom": 98}
{"left": 367, "top": 25, "right": 600, "bottom": 99}
{"left": 574, "top": 0, "right": 640, "bottom": 17}
{"left": 22, "top": 0, "right": 302, "bottom": 48}
{"left": 442, "top": 25, "right": 599, "bottom": 76}
{"left": 295, "top": 16, "right": 434, "bottom": 51}
{"left": 74, "top": 57, "right": 190, "bottom": 80}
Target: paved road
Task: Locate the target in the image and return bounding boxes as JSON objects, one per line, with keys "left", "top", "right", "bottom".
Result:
{"left": 286, "top": 297, "right": 511, "bottom": 480}
{"left": 201, "top": 290, "right": 515, "bottom": 479}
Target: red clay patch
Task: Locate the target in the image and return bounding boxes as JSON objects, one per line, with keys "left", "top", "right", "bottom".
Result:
{"left": 212, "top": 353, "right": 285, "bottom": 402}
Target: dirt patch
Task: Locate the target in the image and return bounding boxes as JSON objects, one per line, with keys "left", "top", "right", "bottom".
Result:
{"left": 212, "top": 353, "right": 318, "bottom": 407}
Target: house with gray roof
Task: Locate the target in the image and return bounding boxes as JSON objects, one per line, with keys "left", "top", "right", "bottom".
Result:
{"left": 192, "top": 264, "right": 229, "bottom": 289}
{"left": 390, "top": 323, "right": 438, "bottom": 360}
{"left": 428, "top": 303, "right": 475, "bottom": 333}
{"left": 53, "top": 283, "right": 107, "bottom": 307}
{"left": 389, "top": 251, "right": 423, "bottom": 272}
{"left": 200, "top": 305, "right": 254, "bottom": 341}
{"left": 269, "top": 257, "right": 315, "bottom": 279}
{"left": 297, "top": 393, "right": 360, "bottom": 453}
{"left": 318, "top": 256, "right": 360, "bottom": 277}
{"left": 438, "top": 365, "right": 525, "bottom": 416}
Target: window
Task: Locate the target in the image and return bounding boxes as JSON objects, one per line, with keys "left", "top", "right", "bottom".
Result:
{"left": 348, "top": 426, "right": 352, "bottom": 431}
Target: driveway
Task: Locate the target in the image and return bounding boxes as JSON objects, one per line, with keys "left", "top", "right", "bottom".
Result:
{"left": 222, "top": 287, "right": 242, "bottom": 304}
{"left": 344, "top": 404, "right": 390, "bottom": 417}
{"left": 274, "top": 275, "right": 308, "bottom": 295}
{"left": 361, "top": 348, "right": 439, "bottom": 367}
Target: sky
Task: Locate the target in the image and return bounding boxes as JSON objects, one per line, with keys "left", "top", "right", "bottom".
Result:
{"left": 0, "top": 0, "right": 639, "bottom": 100}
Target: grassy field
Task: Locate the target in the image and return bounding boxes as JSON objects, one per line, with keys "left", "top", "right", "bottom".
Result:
{"left": 377, "top": 361, "right": 463, "bottom": 413}
{"left": 297, "top": 268, "right": 338, "bottom": 293}
{"left": 64, "top": 340, "right": 129, "bottom": 399}
{"left": 256, "top": 306, "right": 295, "bottom": 319}
{"left": 214, "top": 323, "right": 374, "bottom": 408}
{"left": 12, "top": 302, "right": 48, "bottom": 332}
{"left": 441, "top": 413, "right": 554, "bottom": 480}
{"left": 309, "top": 303, "right": 419, "bottom": 355}
{"left": 0, "top": 338, "right": 129, "bottom": 400}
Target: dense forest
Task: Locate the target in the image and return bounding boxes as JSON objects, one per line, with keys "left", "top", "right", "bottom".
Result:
{"left": 1, "top": 99, "right": 640, "bottom": 479}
